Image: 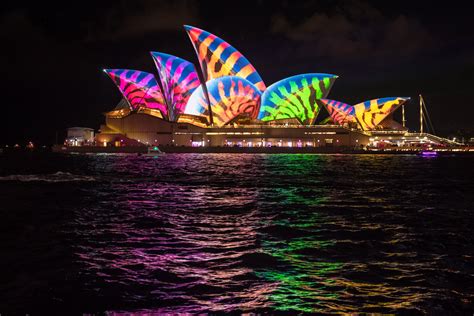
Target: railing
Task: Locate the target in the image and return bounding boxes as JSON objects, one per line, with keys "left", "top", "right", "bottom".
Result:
{"left": 369, "top": 130, "right": 406, "bottom": 135}
{"left": 405, "top": 133, "right": 462, "bottom": 145}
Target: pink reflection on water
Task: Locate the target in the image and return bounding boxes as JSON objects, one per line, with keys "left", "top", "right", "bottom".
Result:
{"left": 75, "top": 183, "right": 276, "bottom": 312}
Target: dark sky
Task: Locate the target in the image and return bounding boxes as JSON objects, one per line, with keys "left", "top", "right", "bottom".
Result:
{"left": 1, "top": 0, "right": 473, "bottom": 145}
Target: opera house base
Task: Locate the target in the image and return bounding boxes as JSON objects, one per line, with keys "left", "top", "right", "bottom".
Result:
{"left": 57, "top": 113, "right": 468, "bottom": 154}
{"left": 92, "top": 112, "right": 370, "bottom": 149}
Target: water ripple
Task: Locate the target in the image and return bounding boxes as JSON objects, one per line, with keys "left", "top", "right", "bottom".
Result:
{"left": 0, "top": 153, "right": 473, "bottom": 313}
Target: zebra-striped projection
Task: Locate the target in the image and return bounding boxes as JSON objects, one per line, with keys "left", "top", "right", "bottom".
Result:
{"left": 319, "top": 99, "right": 356, "bottom": 126}
{"left": 184, "top": 25, "right": 266, "bottom": 92}
{"left": 185, "top": 76, "right": 261, "bottom": 127}
{"left": 319, "top": 97, "right": 409, "bottom": 130}
{"left": 103, "top": 69, "right": 167, "bottom": 117}
{"left": 353, "top": 97, "right": 409, "bottom": 130}
{"left": 150, "top": 52, "right": 200, "bottom": 121}
{"left": 258, "top": 74, "right": 338, "bottom": 125}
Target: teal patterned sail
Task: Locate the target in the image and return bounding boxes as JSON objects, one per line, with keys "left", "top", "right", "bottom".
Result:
{"left": 258, "top": 74, "right": 338, "bottom": 124}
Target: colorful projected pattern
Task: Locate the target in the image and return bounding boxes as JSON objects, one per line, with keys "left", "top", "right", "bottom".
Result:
{"left": 185, "top": 76, "right": 261, "bottom": 127}
{"left": 103, "top": 69, "right": 167, "bottom": 116}
{"left": 150, "top": 52, "right": 200, "bottom": 121}
{"left": 319, "top": 99, "right": 356, "bottom": 126}
{"left": 258, "top": 74, "right": 338, "bottom": 125}
{"left": 353, "top": 97, "right": 408, "bottom": 130}
{"left": 184, "top": 25, "right": 266, "bottom": 92}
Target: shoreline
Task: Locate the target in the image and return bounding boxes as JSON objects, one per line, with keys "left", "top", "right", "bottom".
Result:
{"left": 49, "top": 145, "right": 474, "bottom": 155}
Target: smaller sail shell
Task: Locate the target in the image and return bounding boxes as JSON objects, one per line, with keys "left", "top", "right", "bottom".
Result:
{"left": 319, "top": 99, "right": 356, "bottom": 126}
{"left": 258, "top": 73, "right": 338, "bottom": 125}
{"left": 353, "top": 97, "right": 409, "bottom": 130}
{"left": 150, "top": 52, "right": 200, "bottom": 121}
{"left": 185, "top": 76, "right": 261, "bottom": 127}
{"left": 103, "top": 69, "right": 167, "bottom": 117}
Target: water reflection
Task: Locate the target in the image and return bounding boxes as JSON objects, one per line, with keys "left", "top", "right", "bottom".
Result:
{"left": 256, "top": 172, "right": 344, "bottom": 313}
{"left": 44, "top": 154, "right": 474, "bottom": 313}
{"left": 75, "top": 179, "right": 274, "bottom": 312}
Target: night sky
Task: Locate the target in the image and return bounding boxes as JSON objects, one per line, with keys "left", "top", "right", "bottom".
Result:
{"left": 1, "top": 0, "right": 473, "bottom": 145}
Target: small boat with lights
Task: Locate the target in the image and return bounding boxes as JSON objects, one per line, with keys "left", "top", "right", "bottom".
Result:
{"left": 418, "top": 150, "right": 438, "bottom": 157}
{"left": 145, "top": 146, "right": 163, "bottom": 155}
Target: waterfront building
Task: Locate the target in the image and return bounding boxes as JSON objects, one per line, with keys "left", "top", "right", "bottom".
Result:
{"left": 90, "top": 25, "right": 452, "bottom": 150}
{"left": 65, "top": 127, "right": 94, "bottom": 146}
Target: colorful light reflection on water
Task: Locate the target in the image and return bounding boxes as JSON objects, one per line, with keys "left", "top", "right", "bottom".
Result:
{"left": 0, "top": 153, "right": 473, "bottom": 314}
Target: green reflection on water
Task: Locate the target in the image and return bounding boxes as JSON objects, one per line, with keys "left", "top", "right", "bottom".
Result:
{"left": 256, "top": 240, "right": 343, "bottom": 312}
{"left": 262, "top": 154, "right": 327, "bottom": 177}
{"left": 257, "top": 216, "right": 344, "bottom": 312}
{"left": 256, "top": 154, "right": 344, "bottom": 312}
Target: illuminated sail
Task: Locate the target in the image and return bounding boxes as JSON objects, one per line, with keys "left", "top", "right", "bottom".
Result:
{"left": 185, "top": 76, "right": 261, "bottom": 127}
{"left": 353, "top": 97, "right": 409, "bottom": 130}
{"left": 150, "top": 52, "right": 200, "bottom": 121}
{"left": 319, "top": 99, "right": 356, "bottom": 126}
{"left": 103, "top": 69, "right": 167, "bottom": 116}
{"left": 258, "top": 74, "right": 338, "bottom": 124}
{"left": 184, "top": 25, "right": 266, "bottom": 92}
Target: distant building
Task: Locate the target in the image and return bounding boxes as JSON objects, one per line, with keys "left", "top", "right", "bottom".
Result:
{"left": 66, "top": 127, "right": 94, "bottom": 146}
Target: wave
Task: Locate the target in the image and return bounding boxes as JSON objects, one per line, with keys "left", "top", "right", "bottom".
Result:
{"left": 0, "top": 171, "right": 96, "bottom": 182}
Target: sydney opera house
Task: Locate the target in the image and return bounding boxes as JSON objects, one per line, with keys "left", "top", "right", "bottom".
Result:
{"left": 94, "top": 25, "right": 417, "bottom": 150}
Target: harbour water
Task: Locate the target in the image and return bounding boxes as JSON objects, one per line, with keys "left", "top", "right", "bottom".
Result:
{"left": 0, "top": 153, "right": 473, "bottom": 314}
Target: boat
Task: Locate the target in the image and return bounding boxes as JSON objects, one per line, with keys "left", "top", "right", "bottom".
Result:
{"left": 418, "top": 150, "right": 438, "bottom": 157}
{"left": 145, "top": 146, "right": 163, "bottom": 156}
